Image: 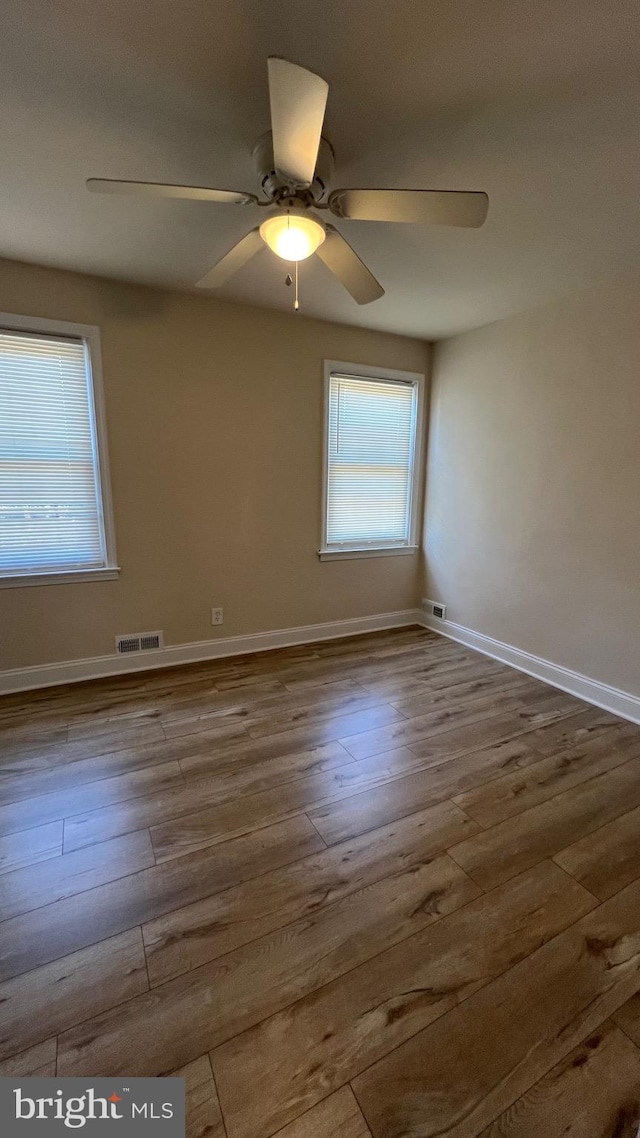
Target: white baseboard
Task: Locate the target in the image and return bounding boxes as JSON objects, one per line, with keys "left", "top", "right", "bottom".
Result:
{"left": 0, "top": 609, "right": 424, "bottom": 695}
{"left": 418, "top": 614, "right": 640, "bottom": 726}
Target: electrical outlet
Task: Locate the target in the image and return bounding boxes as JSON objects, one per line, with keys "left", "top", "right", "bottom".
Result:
{"left": 211, "top": 607, "right": 224, "bottom": 626}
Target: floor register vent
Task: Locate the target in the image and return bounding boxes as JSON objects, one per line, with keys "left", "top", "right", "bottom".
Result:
{"left": 115, "top": 631, "right": 164, "bottom": 655}
{"left": 422, "top": 599, "right": 447, "bottom": 620}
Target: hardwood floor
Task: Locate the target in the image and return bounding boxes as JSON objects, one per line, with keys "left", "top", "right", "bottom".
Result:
{"left": 2, "top": 627, "right": 640, "bottom": 1137}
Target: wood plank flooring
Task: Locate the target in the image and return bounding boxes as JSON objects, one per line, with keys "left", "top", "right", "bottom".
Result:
{"left": 2, "top": 627, "right": 640, "bottom": 1137}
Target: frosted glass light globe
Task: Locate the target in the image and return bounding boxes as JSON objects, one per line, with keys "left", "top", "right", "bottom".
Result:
{"left": 259, "top": 211, "right": 326, "bottom": 262}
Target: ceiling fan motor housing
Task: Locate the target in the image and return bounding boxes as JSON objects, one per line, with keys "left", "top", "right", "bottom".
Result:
{"left": 252, "top": 131, "right": 335, "bottom": 203}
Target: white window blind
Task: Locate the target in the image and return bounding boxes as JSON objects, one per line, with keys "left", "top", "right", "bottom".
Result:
{"left": 0, "top": 328, "right": 108, "bottom": 577}
{"left": 325, "top": 372, "right": 418, "bottom": 549}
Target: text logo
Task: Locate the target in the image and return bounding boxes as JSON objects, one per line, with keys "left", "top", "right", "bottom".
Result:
{"left": 1, "top": 1078, "right": 185, "bottom": 1137}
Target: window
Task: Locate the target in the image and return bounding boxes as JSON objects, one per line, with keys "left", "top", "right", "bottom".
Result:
{"left": 320, "top": 361, "right": 424, "bottom": 560}
{"left": 0, "top": 313, "right": 117, "bottom": 586}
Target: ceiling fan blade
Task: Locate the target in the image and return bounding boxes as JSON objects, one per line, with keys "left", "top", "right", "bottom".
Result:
{"left": 329, "top": 188, "right": 489, "bottom": 228}
{"left": 87, "top": 178, "right": 257, "bottom": 205}
{"left": 267, "top": 57, "right": 328, "bottom": 187}
{"left": 196, "top": 228, "right": 264, "bottom": 288}
{"left": 316, "top": 225, "right": 384, "bottom": 305}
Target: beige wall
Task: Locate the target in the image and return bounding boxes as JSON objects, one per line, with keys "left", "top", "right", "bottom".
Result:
{"left": 0, "top": 258, "right": 428, "bottom": 670}
{"left": 423, "top": 269, "right": 640, "bottom": 697}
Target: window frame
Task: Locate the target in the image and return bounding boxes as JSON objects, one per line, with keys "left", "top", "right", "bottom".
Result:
{"left": 319, "top": 359, "right": 425, "bottom": 561}
{"left": 0, "top": 310, "right": 119, "bottom": 588}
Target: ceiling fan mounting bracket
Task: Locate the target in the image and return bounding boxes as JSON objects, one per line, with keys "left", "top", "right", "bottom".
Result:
{"left": 252, "top": 131, "right": 334, "bottom": 204}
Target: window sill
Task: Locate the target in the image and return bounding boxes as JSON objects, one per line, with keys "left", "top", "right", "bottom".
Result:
{"left": 318, "top": 546, "right": 419, "bottom": 562}
{"left": 0, "top": 567, "right": 121, "bottom": 589}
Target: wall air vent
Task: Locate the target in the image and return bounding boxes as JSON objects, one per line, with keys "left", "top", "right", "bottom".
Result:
{"left": 422, "top": 599, "right": 447, "bottom": 620}
{"left": 115, "top": 631, "right": 164, "bottom": 655}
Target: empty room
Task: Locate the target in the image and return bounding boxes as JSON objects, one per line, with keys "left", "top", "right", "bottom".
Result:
{"left": 1, "top": 1, "right": 640, "bottom": 1135}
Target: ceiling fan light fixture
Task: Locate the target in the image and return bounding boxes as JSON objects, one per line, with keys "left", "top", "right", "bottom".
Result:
{"left": 259, "top": 210, "right": 325, "bottom": 262}
{"left": 88, "top": 57, "right": 488, "bottom": 305}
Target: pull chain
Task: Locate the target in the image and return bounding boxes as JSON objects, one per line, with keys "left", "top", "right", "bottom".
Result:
{"left": 285, "top": 265, "right": 301, "bottom": 312}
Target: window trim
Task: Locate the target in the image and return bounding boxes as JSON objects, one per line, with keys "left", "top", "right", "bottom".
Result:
{"left": 0, "top": 310, "right": 119, "bottom": 588}
{"left": 319, "top": 359, "right": 425, "bottom": 561}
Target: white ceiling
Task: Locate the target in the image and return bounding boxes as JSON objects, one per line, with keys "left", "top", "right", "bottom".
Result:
{"left": 1, "top": 0, "right": 639, "bottom": 339}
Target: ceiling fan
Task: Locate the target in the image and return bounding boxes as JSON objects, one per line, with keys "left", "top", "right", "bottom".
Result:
{"left": 87, "top": 58, "right": 489, "bottom": 306}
